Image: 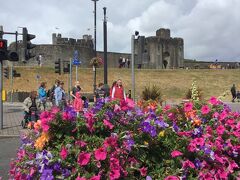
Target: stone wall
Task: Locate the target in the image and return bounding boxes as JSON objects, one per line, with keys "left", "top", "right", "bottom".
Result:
{"left": 135, "top": 28, "right": 184, "bottom": 69}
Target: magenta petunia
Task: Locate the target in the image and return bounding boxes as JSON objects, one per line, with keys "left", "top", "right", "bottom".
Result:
{"left": 164, "top": 176, "right": 180, "bottom": 180}
{"left": 201, "top": 105, "right": 210, "bottom": 115}
{"left": 60, "top": 147, "right": 68, "bottom": 160}
{"left": 103, "top": 120, "right": 114, "bottom": 130}
{"left": 89, "top": 175, "right": 101, "bottom": 180}
{"left": 77, "top": 152, "right": 91, "bottom": 166}
{"left": 94, "top": 147, "right": 107, "bottom": 161}
{"left": 182, "top": 160, "right": 195, "bottom": 169}
{"left": 139, "top": 167, "right": 147, "bottom": 177}
{"left": 184, "top": 102, "right": 193, "bottom": 112}
{"left": 208, "top": 97, "right": 218, "bottom": 105}
{"left": 216, "top": 125, "right": 225, "bottom": 135}
{"left": 171, "top": 150, "right": 183, "bottom": 158}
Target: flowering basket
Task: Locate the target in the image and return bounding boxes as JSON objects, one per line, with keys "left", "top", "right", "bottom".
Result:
{"left": 90, "top": 57, "right": 103, "bottom": 67}
{"left": 10, "top": 97, "right": 240, "bottom": 179}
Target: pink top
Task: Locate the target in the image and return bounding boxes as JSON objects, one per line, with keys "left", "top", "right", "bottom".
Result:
{"left": 73, "top": 92, "right": 83, "bottom": 112}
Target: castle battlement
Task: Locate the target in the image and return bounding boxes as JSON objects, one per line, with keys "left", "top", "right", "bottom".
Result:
{"left": 52, "top": 33, "right": 93, "bottom": 48}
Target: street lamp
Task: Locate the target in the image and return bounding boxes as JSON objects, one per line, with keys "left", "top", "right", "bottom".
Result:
{"left": 91, "top": 0, "right": 99, "bottom": 95}
{"left": 131, "top": 31, "right": 140, "bottom": 102}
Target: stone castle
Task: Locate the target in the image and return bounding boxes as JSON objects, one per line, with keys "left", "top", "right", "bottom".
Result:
{"left": 11, "top": 28, "right": 184, "bottom": 68}
{"left": 135, "top": 28, "right": 184, "bottom": 69}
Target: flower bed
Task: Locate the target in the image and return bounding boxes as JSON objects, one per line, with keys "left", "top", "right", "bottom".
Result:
{"left": 10, "top": 97, "right": 240, "bottom": 179}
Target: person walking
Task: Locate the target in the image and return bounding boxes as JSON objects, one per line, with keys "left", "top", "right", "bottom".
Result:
{"left": 38, "top": 82, "right": 47, "bottom": 110}
{"left": 111, "top": 79, "right": 126, "bottom": 100}
{"left": 73, "top": 91, "right": 83, "bottom": 116}
{"left": 127, "top": 59, "right": 130, "bottom": 68}
{"left": 48, "top": 79, "right": 60, "bottom": 105}
{"left": 70, "top": 81, "right": 82, "bottom": 100}
{"left": 54, "top": 81, "right": 66, "bottom": 110}
{"left": 231, "top": 84, "right": 237, "bottom": 102}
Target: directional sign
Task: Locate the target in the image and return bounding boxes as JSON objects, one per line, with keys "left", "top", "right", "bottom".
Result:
{"left": 72, "top": 50, "right": 81, "bottom": 66}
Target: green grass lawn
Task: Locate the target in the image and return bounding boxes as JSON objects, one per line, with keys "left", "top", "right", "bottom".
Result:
{"left": 3, "top": 67, "right": 239, "bottom": 101}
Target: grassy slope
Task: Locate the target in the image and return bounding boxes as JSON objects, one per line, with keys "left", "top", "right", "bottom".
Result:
{"left": 3, "top": 67, "right": 239, "bottom": 102}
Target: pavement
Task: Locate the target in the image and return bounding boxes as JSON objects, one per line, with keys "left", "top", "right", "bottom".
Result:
{"left": 0, "top": 102, "right": 23, "bottom": 137}
{"left": 0, "top": 137, "right": 20, "bottom": 179}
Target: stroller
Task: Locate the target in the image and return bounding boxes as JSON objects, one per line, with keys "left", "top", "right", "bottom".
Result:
{"left": 21, "top": 107, "right": 39, "bottom": 128}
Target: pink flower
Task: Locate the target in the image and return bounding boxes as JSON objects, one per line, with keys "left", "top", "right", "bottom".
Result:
{"left": 187, "top": 143, "right": 196, "bottom": 152}
{"left": 171, "top": 150, "right": 183, "bottom": 158}
{"left": 139, "top": 167, "right": 147, "bottom": 177}
{"left": 77, "top": 152, "right": 91, "bottom": 166}
{"left": 103, "top": 120, "right": 114, "bottom": 130}
{"left": 94, "top": 147, "right": 107, "bottom": 161}
{"left": 217, "top": 168, "right": 228, "bottom": 179}
{"left": 89, "top": 175, "right": 101, "bottom": 180}
{"left": 201, "top": 105, "right": 210, "bottom": 115}
{"left": 177, "top": 131, "right": 192, "bottom": 137}
{"left": 110, "top": 169, "right": 120, "bottom": 180}
{"left": 60, "top": 147, "right": 68, "bottom": 160}
{"left": 76, "top": 177, "right": 87, "bottom": 180}
{"left": 29, "top": 167, "right": 35, "bottom": 176}
{"left": 216, "top": 125, "right": 225, "bottom": 135}
{"left": 184, "top": 102, "right": 193, "bottom": 112}
{"left": 114, "top": 104, "right": 121, "bottom": 112}
{"left": 209, "top": 97, "right": 218, "bottom": 105}
{"left": 75, "top": 140, "right": 87, "bottom": 147}
{"left": 164, "top": 176, "right": 179, "bottom": 180}
{"left": 213, "top": 112, "right": 219, "bottom": 118}
{"left": 104, "top": 136, "right": 118, "bottom": 148}
{"left": 85, "top": 113, "right": 95, "bottom": 133}
{"left": 194, "top": 137, "right": 205, "bottom": 147}
{"left": 182, "top": 160, "right": 195, "bottom": 169}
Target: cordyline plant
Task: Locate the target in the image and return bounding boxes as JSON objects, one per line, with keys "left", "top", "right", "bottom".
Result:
{"left": 10, "top": 96, "right": 240, "bottom": 180}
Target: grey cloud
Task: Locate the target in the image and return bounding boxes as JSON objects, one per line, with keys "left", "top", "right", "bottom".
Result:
{"left": 1, "top": 0, "right": 240, "bottom": 61}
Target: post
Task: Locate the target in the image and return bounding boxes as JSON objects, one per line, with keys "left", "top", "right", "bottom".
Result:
{"left": 131, "top": 35, "right": 135, "bottom": 102}
{"left": 103, "top": 7, "right": 108, "bottom": 85}
{"left": 0, "top": 26, "right": 3, "bottom": 129}
{"left": 15, "top": 31, "right": 18, "bottom": 52}
{"left": 92, "top": 0, "right": 98, "bottom": 57}
{"left": 69, "top": 58, "right": 72, "bottom": 100}
{"left": 10, "top": 64, "right": 13, "bottom": 103}
{"left": 75, "top": 66, "right": 78, "bottom": 82}
{"left": 0, "top": 60, "right": 3, "bottom": 129}
{"left": 93, "top": 65, "right": 96, "bottom": 94}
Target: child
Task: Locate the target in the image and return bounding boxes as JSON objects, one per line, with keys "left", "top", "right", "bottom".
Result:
{"left": 73, "top": 91, "right": 83, "bottom": 116}
{"left": 237, "top": 91, "right": 240, "bottom": 102}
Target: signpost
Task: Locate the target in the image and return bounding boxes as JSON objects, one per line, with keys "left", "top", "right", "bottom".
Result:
{"left": 72, "top": 50, "right": 81, "bottom": 82}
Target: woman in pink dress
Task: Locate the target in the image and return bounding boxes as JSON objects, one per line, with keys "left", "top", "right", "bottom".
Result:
{"left": 73, "top": 91, "right": 83, "bottom": 116}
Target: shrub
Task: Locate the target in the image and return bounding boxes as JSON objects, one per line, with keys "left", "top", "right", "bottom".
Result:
{"left": 142, "top": 85, "right": 162, "bottom": 101}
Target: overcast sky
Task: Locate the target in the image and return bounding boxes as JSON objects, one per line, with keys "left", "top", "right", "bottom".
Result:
{"left": 1, "top": 0, "right": 240, "bottom": 61}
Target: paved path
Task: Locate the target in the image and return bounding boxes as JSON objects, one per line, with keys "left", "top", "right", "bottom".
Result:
{"left": 0, "top": 103, "right": 23, "bottom": 137}
{"left": 0, "top": 137, "right": 20, "bottom": 179}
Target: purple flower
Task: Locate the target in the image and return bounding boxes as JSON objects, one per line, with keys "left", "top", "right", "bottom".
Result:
{"left": 146, "top": 176, "right": 152, "bottom": 180}
{"left": 149, "top": 126, "right": 157, "bottom": 137}
{"left": 194, "top": 159, "right": 201, "bottom": 169}
{"left": 63, "top": 106, "right": 77, "bottom": 120}
{"left": 40, "top": 169, "right": 54, "bottom": 180}
{"left": 53, "top": 162, "right": 61, "bottom": 172}
{"left": 62, "top": 168, "right": 71, "bottom": 178}
{"left": 192, "top": 127, "right": 203, "bottom": 138}
{"left": 173, "top": 122, "right": 179, "bottom": 132}
{"left": 155, "top": 120, "right": 169, "bottom": 128}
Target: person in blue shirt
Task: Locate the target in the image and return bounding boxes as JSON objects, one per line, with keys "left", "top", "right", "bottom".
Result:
{"left": 38, "top": 82, "right": 47, "bottom": 110}
{"left": 54, "top": 81, "right": 65, "bottom": 110}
